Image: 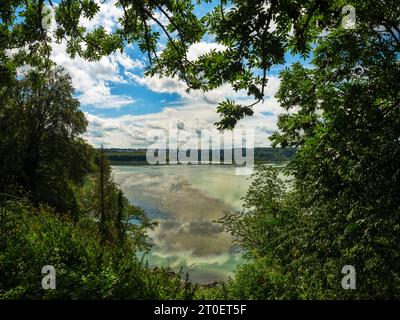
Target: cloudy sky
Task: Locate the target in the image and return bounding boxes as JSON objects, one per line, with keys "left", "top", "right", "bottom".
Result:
{"left": 49, "top": 0, "right": 306, "bottom": 148}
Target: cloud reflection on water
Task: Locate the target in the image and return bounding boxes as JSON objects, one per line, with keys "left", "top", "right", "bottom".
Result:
{"left": 112, "top": 165, "right": 250, "bottom": 283}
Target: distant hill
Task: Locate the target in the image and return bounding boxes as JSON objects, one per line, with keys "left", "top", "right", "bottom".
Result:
{"left": 103, "top": 148, "right": 296, "bottom": 165}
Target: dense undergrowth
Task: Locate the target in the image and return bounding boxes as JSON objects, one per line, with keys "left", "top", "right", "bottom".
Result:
{"left": 0, "top": 200, "right": 197, "bottom": 300}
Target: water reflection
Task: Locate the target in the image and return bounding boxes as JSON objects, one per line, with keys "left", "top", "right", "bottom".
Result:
{"left": 112, "top": 165, "right": 251, "bottom": 283}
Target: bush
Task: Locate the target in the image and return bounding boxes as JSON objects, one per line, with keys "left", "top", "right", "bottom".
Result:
{"left": 219, "top": 165, "right": 400, "bottom": 299}
{"left": 0, "top": 200, "right": 197, "bottom": 299}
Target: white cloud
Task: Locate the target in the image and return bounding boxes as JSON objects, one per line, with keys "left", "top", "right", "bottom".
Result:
{"left": 149, "top": 9, "right": 171, "bottom": 28}
{"left": 129, "top": 71, "right": 281, "bottom": 107}
{"left": 128, "top": 73, "right": 186, "bottom": 95}
{"left": 48, "top": 1, "right": 143, "bottom": 109}
{"left": 111, "top": 53, "right": 144, "bottom": 71}
{"left": 84, "top": 93, "right": 280, "bottom": 149}
{"left": 80, "top": 0, "right": 123, "bottom": 34}
{"left": 78, "top": 85, "right": 135, "bottom": 109}
{"left": 51, "top": 40, "right": 141, "bottom": 108}
{"left": 187, "top": 42, "right": 226, "bottom": 61}
{"left": 43, "top": 2, "right": 283, "bottom": 145}
{"left": 87, "top": 61, "right": 283, "bottom": 147}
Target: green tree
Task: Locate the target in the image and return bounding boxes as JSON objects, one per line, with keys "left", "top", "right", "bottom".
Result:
{"left": 4, "top": 1, "right": 399, "bottom": 128}
{"left": 271, "top": 25, "right": 400, "bottom": 298}
{"left": 89, "top": 148, "right": 156, "bottom": 248}
{"left": 0, "top": 200, "right": 195, "bottom": 299}
{"left": 219, "top": 2, "right": 400, "bottom": 298}
{"left": 0, "top": 66, "right": 93, "bottom": 216}
{"left": 3, "top": 0, "right": 400, "bottom": 299}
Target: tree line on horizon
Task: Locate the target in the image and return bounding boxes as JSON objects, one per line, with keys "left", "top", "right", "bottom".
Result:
{"left": 102, "top": 147, "right": 296, "bottom": 165}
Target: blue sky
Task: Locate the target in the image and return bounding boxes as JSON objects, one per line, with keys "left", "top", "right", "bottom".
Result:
{"left": 47, "top": 0, "right": 308, "bottom": 148}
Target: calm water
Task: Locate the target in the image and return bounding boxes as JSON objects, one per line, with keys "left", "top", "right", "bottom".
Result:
{"left": 112, "top": 164, "right": 284, "bottom": 284}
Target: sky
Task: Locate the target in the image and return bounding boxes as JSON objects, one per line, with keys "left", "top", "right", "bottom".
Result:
{"left": 47, "top": 0, "right": 306, "bottom": 149}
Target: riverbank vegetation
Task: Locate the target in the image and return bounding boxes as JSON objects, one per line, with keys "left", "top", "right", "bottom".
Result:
{"left": 103, "top": 148, "right": 296, "bottom": 166}
{"left": 1, "top": 0, "right": 400, "bottom": 299}
{"left": 0, "top": 66, "right": 196, "bottom": 299}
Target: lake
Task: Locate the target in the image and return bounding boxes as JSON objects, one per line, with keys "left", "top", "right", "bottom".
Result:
{"left": 112, "top": 164, "right": 286, "bottom": 284}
